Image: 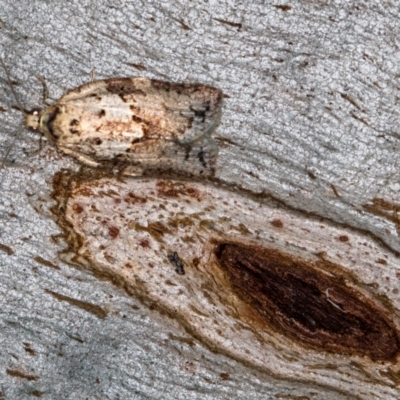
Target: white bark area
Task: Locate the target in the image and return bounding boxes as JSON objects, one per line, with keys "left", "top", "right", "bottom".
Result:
{"left": 1, "top": 1, "right": 400, "bottom": 398}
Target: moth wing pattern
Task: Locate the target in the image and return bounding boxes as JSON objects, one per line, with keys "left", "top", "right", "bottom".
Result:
{"left": 38, "top": 77, "right": 222, "bottom": 176}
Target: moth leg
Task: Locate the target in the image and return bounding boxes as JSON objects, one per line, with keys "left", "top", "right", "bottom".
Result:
{"left": 57, "top": 146, "right": 100, "bottom": 167}
{"left": 23, "top": 135, "right": 45, "bottom": 156}
{"left": 36, "top": 76, "right": 52, "bottom": 106}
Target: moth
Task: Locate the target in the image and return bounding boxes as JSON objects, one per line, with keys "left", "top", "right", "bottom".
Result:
{"left": 1, "top": 60, "right": 222, "bottom": 176}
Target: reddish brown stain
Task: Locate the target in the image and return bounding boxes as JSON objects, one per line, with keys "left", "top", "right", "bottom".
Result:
{"left": 275, "top": 5, "right": 292, "bottom": 11}
{"left": 213, "top": 18, "right": 242, "bottom": 30}
{"left": 156, "top": 180, "right": 201, "bottom": 200}
{"left": 330, "top": 184, "right": 340, "bottom": 198}
{"left": 215, "top": 243, "right": 400, "bottom": 361}
{"left": 108, "top": 226, "right": 120, "bottom": 239}
{"left": 34, "top": 256, "right": 60, "bottom": 270}
{"left": 72, "top": 203, "right": 84, "bottom": 214}
{"left": 45, "top": 289, "right": 108, "bottom": 319}
{"left": 23, "top": 343, "right": 36, "bottom": 356}
{"left": 376, "top": 258, "right": 387, "bottom": 265}
{"left": 139, "top": 238, "right": 151, "bottom": 248}
{"left": 219, "top": 373, "right": 230, "bottom": 381}
{"left": 124, "top": 192, "right": 147, "bottom": 204}
{"left": 271, "top": 219, "right": 284, "bottom": 228}
{"left": 75, "top": 187, "right": 94, "bottom": 197}
{"left": 192, "top": 257, "right": 200, "bottom": 267}
{"left": 338, "top": 235, "right": 349, "bottom": 242}
{"left": 0, "top": 243, "right": 14, "bottom": 255}
{"left": 6, "top": 369, "right": 39, "bottom": 381}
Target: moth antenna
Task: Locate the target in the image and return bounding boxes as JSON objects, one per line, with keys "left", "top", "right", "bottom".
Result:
{"left": 0, "top": 57, "right": 28, "bottom": 186}
{"left": 0, "top": 56, "right": 27, "bottom": 116}
{"left": 0, "top": 122, "right": 25, "bottom": 169}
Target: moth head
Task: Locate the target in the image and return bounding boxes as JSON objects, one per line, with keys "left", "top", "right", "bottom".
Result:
{"left": 34, "top": 105, "right": 62, "bottom": 143}
{"left": 26, "top": 109, "right": 41, "bottom": 130}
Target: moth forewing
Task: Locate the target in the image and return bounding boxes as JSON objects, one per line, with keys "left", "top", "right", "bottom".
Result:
{"left": 35, "top": 77, "right": 222, "bottom": 176}
{"left": 1, "top": 60, "right": 222, "bottom": 177}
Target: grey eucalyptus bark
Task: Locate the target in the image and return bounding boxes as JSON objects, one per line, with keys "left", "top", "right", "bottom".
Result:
{"left": 1, "top": 1, "right": 400, "bottom": 399}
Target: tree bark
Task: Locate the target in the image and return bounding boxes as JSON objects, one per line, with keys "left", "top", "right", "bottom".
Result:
{"left": 1, "top": 1, "right": 400, "bottom": 399}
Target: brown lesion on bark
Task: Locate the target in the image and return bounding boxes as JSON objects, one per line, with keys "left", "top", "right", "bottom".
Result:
{"left": 363, "top": 198, "right": 400, "bottom": 236}
{"left": 45, "top": 289, "right": 108, "bottom": 319}
{"left": 6, "top": 368, "right": 39, "bottom": 381}
{"left": 215, "top": 243, "right": 400, "bottom": 361}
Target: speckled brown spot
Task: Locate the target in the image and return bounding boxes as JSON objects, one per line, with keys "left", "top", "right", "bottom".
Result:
{"left": 338, "top": 235, "right": 349, "bottom": 242}
{"left": 131, "top": 114, "right": 144, "bottom": 123}
{"left": 270, "top": 219, "right": 283, "bottom": 228}
{"left": 108, "top": 226, "right": 120, "bottom": 239}
{"left": 23, "top": 343, "right": 36, "bottom": 356}
{"left": 139, "top": 238, "right": 151, "bottom": 248}
{"left": 72, "top": 203, "right": 84, "bottom": 214}
{"left": 124, "top": 192, "right": 147, "bottom": 204}
{"left": 156, "top": 180, "right": 201, "bottom": 200}
{"left": 219, "top": 373, "right": 230, "bottom": 381}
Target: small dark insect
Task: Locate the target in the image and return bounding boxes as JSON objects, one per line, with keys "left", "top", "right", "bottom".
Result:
{"left": 167, "top": 252, "right": 185, "bottom": 275}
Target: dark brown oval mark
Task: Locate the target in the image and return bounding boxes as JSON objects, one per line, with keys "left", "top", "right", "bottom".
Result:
{"left": 215, "top": 243, "right": 400, "bottom": 361}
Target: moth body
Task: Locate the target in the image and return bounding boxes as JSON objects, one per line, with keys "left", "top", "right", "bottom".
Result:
{"left": 26, "top": 77, "right": 222, "bottom": 176}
